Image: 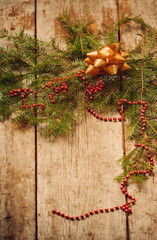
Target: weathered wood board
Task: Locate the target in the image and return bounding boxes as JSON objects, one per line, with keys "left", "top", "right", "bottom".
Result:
{"left": 37, "top": 113, "right": 126, "bottom": 240}
{"left": 0, "top": 121, "right": 35, "bottom": 240}
{"left": 0, "top": 1, "right": 35, "bottom": 240}
{"left": 36, "top": 0, "right": 126, "bottom": 239}
{"left": 119, "top": 1, "right": 157, "bottom": 239}
{"left": 0, "top": 0, "right": 157, "bottom": 239}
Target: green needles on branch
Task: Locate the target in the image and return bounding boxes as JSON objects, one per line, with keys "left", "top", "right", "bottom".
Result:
{"left": 0, "top": 14, "right": 156, "bottom": 184}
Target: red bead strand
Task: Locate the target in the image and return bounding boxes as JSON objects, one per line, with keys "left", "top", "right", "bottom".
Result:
{"left": 8, "top": 70, "right": 154, "bottom": 221}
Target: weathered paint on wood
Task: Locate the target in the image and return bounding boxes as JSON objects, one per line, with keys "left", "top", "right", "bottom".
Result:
{"left": 0, "top": 1, "right": 35, "bottom": 240}
{"left": 0, "top": 121, "right": 35, "bottom": 239}
{"left": 36, "top": 1, "right": 127, "bottom": 239}
{"left": 37, "top": 113, "right": 126, "bottom": 240}
{"left": 37, "top": 0, "right": 119, "bottom": 43}
{"left": 0, "top": 0, "right": 157, "bottom": 239}
{"left": 119, "top": 1, "right": 157, "bottom": 239}
{"left": 119, "top": 0, "right": 157, "bottom": 49}
{"left": 0, "top": 0, "right": 35, "bottom": 34}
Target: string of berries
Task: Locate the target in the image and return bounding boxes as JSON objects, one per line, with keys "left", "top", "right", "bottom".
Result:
{"left": 51, "top": 98, "right": 154, "bottom": 221}
{"left": 9, "top": 70, "right": 86, "bottom": 112}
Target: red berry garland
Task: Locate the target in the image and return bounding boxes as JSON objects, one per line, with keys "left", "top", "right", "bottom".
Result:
{"left": 9, "top": 70, "right": 154, "bottom": 221}
{"left": 51, "top": 99, "right": 154, "bottom": 221}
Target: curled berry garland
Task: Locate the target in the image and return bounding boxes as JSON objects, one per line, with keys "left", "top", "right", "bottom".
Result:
{"left": 8, "top": 70, "right": 154, "bottom": 221}
{"left": 51, "top": 99, "right": 154, "bottom": 221}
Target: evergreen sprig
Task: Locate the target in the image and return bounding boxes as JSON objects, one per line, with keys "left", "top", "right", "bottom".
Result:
{"left": 0, "top": 15, "right": 156, "bottom": 184}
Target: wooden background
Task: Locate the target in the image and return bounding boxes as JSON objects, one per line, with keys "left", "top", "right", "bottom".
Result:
{"left": 0, "top": 0, "right": 157, "bottom": 239}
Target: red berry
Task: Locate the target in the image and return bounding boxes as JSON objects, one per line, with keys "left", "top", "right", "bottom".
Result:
{"left": 115, "top": 206, "right": 119, "bottom": 210}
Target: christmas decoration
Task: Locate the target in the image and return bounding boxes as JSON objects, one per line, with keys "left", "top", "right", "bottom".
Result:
{"left": 85, "top": 43, "right": 131, "bottom": 75}
{"left": 0, "top": 14, "right": 156, "bottom": 221}
{"left": 52, "top": 99, "right": 154, "bottom": 221}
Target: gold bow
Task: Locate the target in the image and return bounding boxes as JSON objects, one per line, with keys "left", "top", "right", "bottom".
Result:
{"left": 84, "top": 43, "right": 131, "bottom": 75}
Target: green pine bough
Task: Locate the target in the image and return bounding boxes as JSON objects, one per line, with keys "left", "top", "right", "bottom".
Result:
{"left": 0, "top": 13, "right": 156, "bottom": 184}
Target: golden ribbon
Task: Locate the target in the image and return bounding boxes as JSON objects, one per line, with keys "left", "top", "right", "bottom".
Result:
{"left": 84, "top": 43, "right": 131, "bottom": 75}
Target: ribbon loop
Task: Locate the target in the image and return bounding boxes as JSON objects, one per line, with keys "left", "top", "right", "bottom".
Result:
{"left": 85, "top": 43, "right": 131, "bottom": 75}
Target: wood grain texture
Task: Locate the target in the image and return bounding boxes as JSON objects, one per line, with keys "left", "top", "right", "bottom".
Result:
{"left": 37, "top": 0, "right": 119, "bottom": 43}
{"left": 0, "top": 1, "right": 35, "bottom": 239}
{"left": 36, "top": 1, "right": 127, "bottom": 239}
{"left": 38, "top": 113, "right": 126, "bottom": 240}
{"left": 119, "top": 0, "right": 157, "bottom": 49}
{"left": 119, "top": 1, "right": 157, "bottom": 239}
{"left": 0, "top": 121, "right": 35, "bottom": 240}
{"left": 1, "top": 0, "right": 156, "bottom": 239}
{"left": 0, "top": 0, "right": 35, "bottom": 34}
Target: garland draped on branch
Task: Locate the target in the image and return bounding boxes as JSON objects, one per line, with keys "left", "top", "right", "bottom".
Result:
{"left": 0, "top": 14, "right": 157, "bottom": 188}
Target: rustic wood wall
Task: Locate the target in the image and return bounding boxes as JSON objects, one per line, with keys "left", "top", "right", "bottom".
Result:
{"left": 0, "top": 0, "right": 157, "bottom": 240}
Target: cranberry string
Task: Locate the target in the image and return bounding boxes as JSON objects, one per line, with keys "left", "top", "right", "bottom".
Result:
{"left": 51, "top": 99, "right": 154, "bottom": 221}
{"left": 8, "top": 70, "right": 154, "bottom": 221}
{"left": 51, "top": 72, "right": 154, "bottom": 221}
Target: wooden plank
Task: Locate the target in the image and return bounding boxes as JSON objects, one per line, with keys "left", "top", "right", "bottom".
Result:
{"left": 38, "top": 113, "right": 126, "bottom": 240}
{"left": 0, "top": 0, "right": 35, "bottom": 34}
{"left": 119, "top": 0, "right": 157, "bottom": 49}
{"left": 37, "top": 0, "right": 119, "bottom": 43}
{"left": 0, "top": 121, "right": 35, "bottom": 240}
{"left": 0, "top": 1, "right": 35, "bottom": 239}
{"left": 119, "top": 0, "right": 157, "bottom": 239}
{"left": 36, "top": 3, "right": 126, "bottom": 239}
